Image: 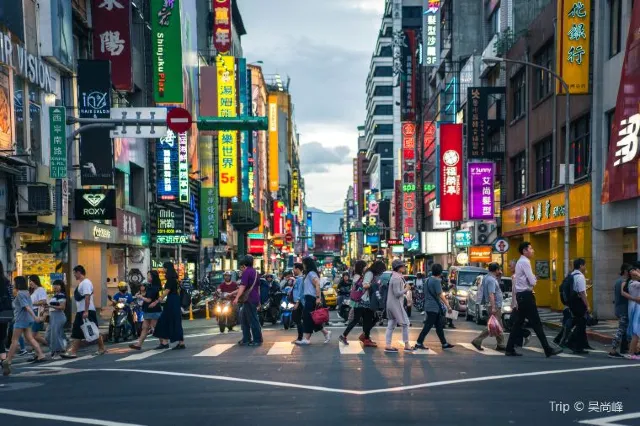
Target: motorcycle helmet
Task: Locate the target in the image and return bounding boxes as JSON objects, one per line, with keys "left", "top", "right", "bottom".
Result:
{"left": 117, "top": 281, "right": 128, "bottom": 291}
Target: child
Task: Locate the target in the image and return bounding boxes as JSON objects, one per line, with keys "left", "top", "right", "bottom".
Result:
{"left": 2, "top": 276, "right": 46, "bottom": 376}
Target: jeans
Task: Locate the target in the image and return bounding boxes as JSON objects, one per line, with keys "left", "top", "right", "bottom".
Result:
{"left": 611, "top": 315, "right": 629, "bottom": 352}
{"left": 342, "top": 307, "right": 374, "bottom": 339}
{"left": 240, "top": 302, "right": 262, "bottom": 343}
{"left": 506, "top": 291, "right": 552, "bottom": 353}
{"left": 386, "top": 320, "right": 409, "bottom": 346}
{"left": 416, "top": 311, "right": 447, "bottom": 346}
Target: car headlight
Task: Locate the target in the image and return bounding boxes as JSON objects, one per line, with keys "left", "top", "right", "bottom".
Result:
{"left": 222, "top": 306, "right": 229, "bottom": 313}
{"left": 280, "top": 301, "right": 287, "bottom": 309}
{"left": 503, "top": 306, "right": 512, "bottom": 313}
{"left": 116, "top": 303, "right": 125, "bottom": 309}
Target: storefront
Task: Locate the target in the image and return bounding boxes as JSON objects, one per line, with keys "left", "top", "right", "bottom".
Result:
{"left": 14, "top": 229, "right": 58, "bottom": 294}
{"left": 501, "top": 183, "right": 592, "bottom": 310}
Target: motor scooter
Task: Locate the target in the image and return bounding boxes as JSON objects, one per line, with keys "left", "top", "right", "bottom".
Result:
{"left": 107, "top": 295, "right": 135, "bottom": 343}
{"left": 214, "top": 292, "right": 238, "bottom": 333}
{"left": 280, "top": 297, "right": 294, "bottom": 330}
{"left": 338, "top": 298, "right": 351, "bottom": 322}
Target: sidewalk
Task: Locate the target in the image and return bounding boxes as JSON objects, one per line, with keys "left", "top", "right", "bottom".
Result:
{"left": 538, "top": 308, "right": 618, "bottom": 345}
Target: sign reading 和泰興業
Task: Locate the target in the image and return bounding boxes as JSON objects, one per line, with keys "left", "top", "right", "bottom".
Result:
{"left": 74, "top": 189, "right": 116, "bottom": 221}
{"left": 557, "top": 0, "right": 591, "bottom": 94}
{"left": 151, "top": 0, "right": 183, "bottom": 103}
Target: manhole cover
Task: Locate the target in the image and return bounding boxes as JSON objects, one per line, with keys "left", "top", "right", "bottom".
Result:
{"left": 0, "top": 381, "right": 43, "bottom": 392}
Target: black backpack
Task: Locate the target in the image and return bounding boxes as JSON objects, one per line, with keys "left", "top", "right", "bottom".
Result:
{"left": 559, "top": 273, "right": 576, "bottom": 306}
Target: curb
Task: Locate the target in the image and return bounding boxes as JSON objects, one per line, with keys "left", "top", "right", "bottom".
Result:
{"left": 542, "top": 320, "right": 612, "bottom": 345}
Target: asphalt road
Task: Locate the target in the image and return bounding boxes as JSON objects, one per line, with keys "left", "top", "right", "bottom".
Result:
{"left": 1, "top": 311, "right": 639, "bottom": 426}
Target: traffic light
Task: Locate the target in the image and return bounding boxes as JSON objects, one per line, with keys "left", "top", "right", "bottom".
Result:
{"left": 51, "top": 229, "right": 68, "bottom": 257}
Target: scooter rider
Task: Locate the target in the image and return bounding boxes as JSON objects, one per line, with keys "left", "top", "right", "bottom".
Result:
{"left": 337, "top": 272, "right": 351, "bottom": 308}
{"left": 217, "top": 271, "right": 238, "bottom": 331}
{"left": 113, "top": 282, "right": 135, "bottom": 334}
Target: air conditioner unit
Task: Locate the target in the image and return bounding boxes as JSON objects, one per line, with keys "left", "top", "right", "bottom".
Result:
{"left": 15, "top": 165, "right": 36, "bottom": 184}
{"left": 17, "top": 184, "right": 53, "bottom": 215}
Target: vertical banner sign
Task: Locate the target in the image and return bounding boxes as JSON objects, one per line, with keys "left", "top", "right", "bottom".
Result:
{"left": 435, "top": 127, "right": 441, "bottom": 207}
{"left": 439, "top": 123, "right": 463, "bottom": 221}
{"left": 216, "top": 55, "right": 238, "bottom": 197}
{"left": 49, "top": 106, "right": 66, "bottom": 178}
{"left": 91, "top": 0, "right": 133, "bottom": 91}
{"left": 151, "top": 0, "right": 183, "bottom": 103}
{"left": 306, "top": 212, "right": 313, "bottom": 249}
{"left": 273, "top": 201, "right": 284, "bottom": 234}
{"left": 467, "top": 162, "right": 495, "bottom": 220}
{"left": 468, "top": 88, "right": 484, "bottom": 159}
{"left": 156, "top": 130, "right": 179, "bottom": 200}
{"left": 292, "top": 169, "right": 299, "bottom": 208}
{"left": 200, "top": 187, "right": 217, "bottom": 239}
{"left": 423, "top": 0, "right": 441, "bottom": 66}
{"left": 401, "top": 122, "right": 417, "bottom": 236}
{"left": 238, "top": 58, "right": 250, "bottom": 202}
{"left": 212, "top": 0, "right": 232, "bottom": 54}
{"left": 77, "top": 60, "right": 114, "bottom": 186}
{"left": 178, "top": 131, "right": 189, "bottom": 203}
{"left": 602, "top": 3, "right": 640, "bottom": 204}
{"left": 557, "top": 0, "right": 591, "bottom": 94}
{"left": 268, "top": 95, "right": 279, "bottom": 192}
{"left": 402, "top": 30, "right": 417, "bottom": 121}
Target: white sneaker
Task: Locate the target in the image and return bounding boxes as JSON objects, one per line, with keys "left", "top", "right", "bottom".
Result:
{"left": 324, "top": 330, "right": 332, "bottom": 344}
{"left": 523, "top": 335, "right": 531, "bottom": 347}
{"left": 295, "top": 339, "right": 310, "bottom": 345}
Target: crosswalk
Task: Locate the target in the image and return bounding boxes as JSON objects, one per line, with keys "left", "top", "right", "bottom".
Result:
{"left": 24, "top": 340, "right": 607, "bottom": 368}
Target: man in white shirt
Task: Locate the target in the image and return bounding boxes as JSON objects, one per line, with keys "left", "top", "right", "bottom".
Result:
{"left": 505, "top": 241, "right": 562, "bottom": 357}
{"left": 566, "top": 258, "right": 590, "bottom": 354}
{"left": 61, "top": 265, "right": 105, "bottom": 358}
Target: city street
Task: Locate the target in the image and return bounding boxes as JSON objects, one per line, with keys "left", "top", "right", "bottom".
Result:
{"left": 1, "top": 313, "right": 638, "bottom": 426}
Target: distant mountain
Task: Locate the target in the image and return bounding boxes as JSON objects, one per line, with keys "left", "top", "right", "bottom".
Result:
{"left": 307, "top": 207, "right": 342, "bottom": 234}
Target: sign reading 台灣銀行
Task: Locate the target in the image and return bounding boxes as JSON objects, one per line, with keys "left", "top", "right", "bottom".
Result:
{"left": 557, "top": 0, "right": 591, "bottom": 94}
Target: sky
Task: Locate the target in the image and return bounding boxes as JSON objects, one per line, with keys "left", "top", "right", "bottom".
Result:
{"left": 239, "top": 0, "right": 384, "bottom": 212}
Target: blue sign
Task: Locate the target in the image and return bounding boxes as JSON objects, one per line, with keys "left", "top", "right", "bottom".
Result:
{"left": 306, "top": 212, "right": 314, "bottom": 249}
{"left": 156, "top": 132, "right": 180, "bottom": 201}
{"left": 366, "top": 234, "right": 380, "bottom": 246}
{"left": 403, "top": 234, "right": 420, "bottom": 252}
{"left": 454, "top": 230, "right": 472, "bottom": 247}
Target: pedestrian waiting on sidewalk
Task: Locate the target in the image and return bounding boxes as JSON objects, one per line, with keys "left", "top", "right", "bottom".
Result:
{"left": 471, "top": 263, "right": 506, "bottom": 352}
{"left": 413, "top": 263, "right": 454, "bottom": 351}
{"left": 153, "top": 262, "right": 186, "bottom": 350}
{"left": 384, "top": 260, "right": 413, "bottom": 353}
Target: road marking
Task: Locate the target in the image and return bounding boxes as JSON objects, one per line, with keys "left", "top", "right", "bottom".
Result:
{"left": 458, "top": 343, "right": 503, "bottom": 356}
{"left": 523, "top": 347, "right": 583, "bottom": 358}
{"left": 267, "top": 342, "right": 294, "bottom": 356}
{"left": 397, "top": 341, "right": 437, "bottom": 355}
{"left": 0, "top": 407, "right": 146, "bottom": 426}
{"left": 193, "top": 344, "right": 235, "bottom": 357}
{"left": 116, "top": 349, "right": 170, "bottom": 362}
{"left": 578, "top": 412, "right": 640, "bottom": 425}
{"left": 338, "top": 341, "right": 364, "bottom": 355}
{"left": 31, "top": 363, "right": 640, "bottom": 396}
{"left": 46, "top": 355, "right": 95, "bottom": 367}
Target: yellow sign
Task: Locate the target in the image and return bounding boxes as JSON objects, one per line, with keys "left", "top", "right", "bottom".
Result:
{"left": 291, "top": 169, "right": 299, "bottom": 207}
{"left": 502, "top": 183, "right": 591, "bottom": 235}
{"left": 216, "top": 56, "right": 238, "bottom": 198}
{"left": 556, "top": 0, "right": 591, "bottom": 94}
{"left": 268, "top": 95, "right": 279, "bottom": 192}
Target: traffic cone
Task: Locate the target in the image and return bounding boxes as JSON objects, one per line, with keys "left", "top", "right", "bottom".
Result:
{"left": 205, "top": 301, "right": 210, "bottom": 320}
{"left": 189, "top": 303, "right": 194, "bottom": 321}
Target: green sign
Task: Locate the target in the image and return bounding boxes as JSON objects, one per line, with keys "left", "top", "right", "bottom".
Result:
{"left": 424, "top": 183, "right": 435, "bottom": 192}
{"left": 157, "top": 235, "right": 189, "bottom": 244}
{"left": 403, "top": 183, "right": 416, "bottom": 192}
{"left": 49, "top": 106, "right": 67, "bottom": 178}
{"left": 200, "top": 187, "right": 218, "bottom": 239}
{"left": 151, "top": 0, "right": 183, "bottom": 103}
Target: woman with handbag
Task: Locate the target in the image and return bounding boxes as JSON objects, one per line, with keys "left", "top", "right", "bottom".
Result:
{"left": 295, "top": 257, "right": 331, "bottom": 346}
{"left": 45, "top": 279, "right": 68, "bottom": 359}
{"left": 384, "top": 260, "right": 414, "bottom": 353}
{"left": 339, "top": 260, "right": 368, "bottom": 345}
{"left": 413, "top": 264, "right": 454, "bottom": 351}
{"left": 153, "top": 262, "right": 185, "bottom": 350}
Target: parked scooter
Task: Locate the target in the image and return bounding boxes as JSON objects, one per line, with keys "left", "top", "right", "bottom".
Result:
{"left": 107, "top": 295, "right": 135, "bottom": 343}
{"left": 257, "top": 299, "right": 270, "bottom": 326}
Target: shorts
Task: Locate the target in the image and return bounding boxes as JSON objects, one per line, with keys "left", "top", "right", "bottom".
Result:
{"left": 13, "top": 321, "right": 34, "bottom": 330}
{"left": 71, "top": 311, "right": 99, "bottom": 340}
{"left": 31, "top": 322, "right": 44, "bottom": 333}
{"left": 143, "top": 312, "right": 162, "bottom": 320}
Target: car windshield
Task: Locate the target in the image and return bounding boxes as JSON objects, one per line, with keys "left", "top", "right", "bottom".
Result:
{"left": 457, "top": 271, "right": 487, "bottom": 288}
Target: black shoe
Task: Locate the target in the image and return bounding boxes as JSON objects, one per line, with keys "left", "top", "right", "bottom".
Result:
{"left": 471, "top": 341, "right": 484, "bottom": 351}
{"left": 172, "top": 344, "right": 186, "bottom": 350}
{"left": 505, "top": 350, "right": 523, "bottom": 357}
{"left": 448, "top": 324, "right": 457, "bottom": 329}
{"left": 442, "top": 343, "right": 455, "bottom": 349}
{"left": 608, "top": 352, "right": 625, "bottom": 359}
{"left": 238, "top": 340, "right": 251, "bottom": 346}
{"left": 412, "top": 343, "right": 427, "bottom": 350}
{"left": 585, "top": 345, "right": 595, "bottom": 350}
{"left": 248, "top": 341, "right": 263, "bottom": 347}
{"left": 155, "top": 344, "right": 170, "bottom": 350}
{"left": 572, "top": 349, "right": 589, "bottom": 355}
{"left": 545, "top": 347, "right": 563, "bottom": 357}
{"left": 495, "top": 346, "right": 507, "bottom": 352}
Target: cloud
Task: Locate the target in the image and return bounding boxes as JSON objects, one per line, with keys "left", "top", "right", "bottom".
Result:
{"left": 300, "top": 142, "right": 353, "bottom": 174}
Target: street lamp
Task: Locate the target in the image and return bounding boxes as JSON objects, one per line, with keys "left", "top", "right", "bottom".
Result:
{"left": 482, "top": 56, "right": 572, "bottom": 279}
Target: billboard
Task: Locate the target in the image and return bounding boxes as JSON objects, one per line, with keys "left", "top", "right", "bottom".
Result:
{"left": 74, "top": 189, "right": 116, "bottom": 221}
{"left": 306, "top": 212, "right": 313, "bottom": 249}
{"left": 213, "top": 0, "right": 232, "bottom": 54}
{"left": 150, "top": 0, "right": 183, "bottom": 103}
{"left": 273, "top": 200, "right": 285, "bottom": 235}
{"left": 91, "top": 0, "right": 132, "bottom": 91}
{"left": 156, "top": 206, "right": 187, "bottom": 244}
{"left": 467, "top": 162, "right": 495, "bottom": 220}
{"left": 438, "top": 123, "right": 463, "bottom": 221}
{"left": 402, "top": 122, "right": 417, "bottom": 236}
{"left": 314, "top": 234, "right": 343, "bottom": 253}
{"left": 216, "top": 55, "right": 238, "bottom": 197}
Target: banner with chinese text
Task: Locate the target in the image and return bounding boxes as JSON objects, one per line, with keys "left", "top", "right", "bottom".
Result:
{"left": 438, "top": 123, "right": 463, "bottom": 221}
{"left": 216, "top": 55, "right": 238, "bottom": 197}
{"left": 467, "top": 162, "right": 495, "bottom": 220}
{"left": 91, "top": 0, "right": 132, "bottom": 91}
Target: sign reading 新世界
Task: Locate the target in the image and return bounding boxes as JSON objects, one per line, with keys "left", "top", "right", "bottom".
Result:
{"left": 151, "top": 0, "right": 183, "bottom": 103}
{"left": 156, "top": 206, "right": 188, "bottom": 244}
{"left": 74, "top": 189, "right": 116, "bottom": 221}
{"left": 217, "top": 55, "right": 238, "bottom": 198}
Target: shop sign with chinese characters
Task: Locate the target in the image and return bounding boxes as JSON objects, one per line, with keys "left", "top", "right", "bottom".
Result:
{"left": 91, "top": 0, "right": 133, "bottom": 91}
{"left": 49, "top": 107, "right": 66, "bottom": 178}
{"left": 467, "top": 162, "right": 494, "bottom": 220}
{"left": 216, "top": 55, "right": 238, "bottom": 197}
{"left": 156, "top": 206, "right": 188, "bottom": 244}
{"left": 213, "top": 0, "right": 232, "bottom": 54}
{"left": 438, "top": 123, "right": 463, "bottom": 221}
{"left": 402, "top": 122, "right": 417, "bottom": 235}
{"left": 468, "top": 89, "right": 485, "bottom": 159}
{"left": 423, "top": 0, "right": 441, "bottom": 66}
{"left": 150, "top": 0, "right": 183, "bottom": 103}
{"left": 557, "top": 0, "right": 591, "bottom": 94}
{"left": 178, "top": 131, "right": 189, "bottom": 203}
{"left": 116, "top": 209, "right": 142, "bottom": 244}
{"left": 156, "top": 130, "right": 179, "bottom": 201}
{"left": 292, "top": 169, "right": 299, "bottom": 207}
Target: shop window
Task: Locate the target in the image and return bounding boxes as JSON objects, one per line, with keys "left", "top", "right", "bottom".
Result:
{"left": 378, "top": 46, "right": 392, "bottom": 57}
{"left": 610, "top": 0, "right": 622, "bottom": 56}
{"left": 373, "top": 86, "right": 393, "bottom": 96}
{"left": 511, "top": 70, "right": 526, "bottom": 120}
{"left": 512, "top": 151, "right": 526, "bottom": 200}
{"left": 534, "top": 43, "right": 554, "bottom": 101}
{"left": 373, "top": 66, "right": 393, "bottom": 77}
{"left": 29, "top": 85, "right": 42, "bottom": 163}
{"left": 489, "top": 7, "right": 501, "bottom": 37}
{"left": 13, "top": 75, "right": 26, "bottom": 153}
{"left": 535, "top": 137, "right": 553, "bottom": 192}
{"left": 373, "top": 104, "right": 393, "bottom": 116}
{"left": 570, "top": 114, "right": 591, "bottom": 179}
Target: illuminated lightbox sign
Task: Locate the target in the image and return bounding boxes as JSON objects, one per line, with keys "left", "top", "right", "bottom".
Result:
{"left": 156, "top": 130, "right": 179, "bottom": 201}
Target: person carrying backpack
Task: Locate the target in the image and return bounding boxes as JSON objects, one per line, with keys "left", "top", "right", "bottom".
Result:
{"left": 554, "top": 272, "right": 576, "bottom": 347}
{"left": 563, "top": 258, "right": 591, "bottom": 354}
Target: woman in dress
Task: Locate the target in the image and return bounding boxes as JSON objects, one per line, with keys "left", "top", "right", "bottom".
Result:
{"left": 625, "top": 264, "right": 640, "bottom": 359}
{"left": 130, "top": 270, "right": 163, "bottom": 350}
{"left": 153, "top": 262, "right": 185, "bottom": 350}
{"left": 46, "top": 280, "right": 68, "bottom": 359}
{"left": 295, "top": 257, "right": 331, "bottom": 345}
{"left": 384, "top": 260, "right": 413, "bottom": 353}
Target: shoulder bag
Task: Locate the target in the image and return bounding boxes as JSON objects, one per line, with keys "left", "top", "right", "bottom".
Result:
{"left": 238, "top": 271, "right": 258, "bottom": 303}
{"left": 349, "top": 275, "right": 365, "bottom": 302}
{"left": 427, "top": 279, "right": 448, "bottom": 316}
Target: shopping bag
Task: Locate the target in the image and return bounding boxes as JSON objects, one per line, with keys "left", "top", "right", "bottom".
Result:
{"left": 80, "top": 319, "right": 100, "bottom": 343}
{"left": 311, "top": 307, "right": 330, "bottom": 325}
{"left": 445, "top": 310, "right": 459, "bottom": 320}
{"left": 487, "top": 315, "right": 503, "bottom": 337}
